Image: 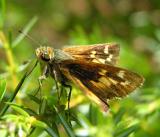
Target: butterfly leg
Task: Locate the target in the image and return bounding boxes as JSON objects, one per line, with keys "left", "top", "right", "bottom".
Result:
{"left": 62, "top": 82, "right": 72, "bottom": 125}
{"left": 34, "top": 66, "right": 49, "bottom": 96}
{"left": 38, "top": 66, "right": 49, "bottom": 86}
{"left": 62, "top": 83, "right": 72, "bottom": 110}
{"left": 52, "top": 69, "right": 63, "bottom": 103}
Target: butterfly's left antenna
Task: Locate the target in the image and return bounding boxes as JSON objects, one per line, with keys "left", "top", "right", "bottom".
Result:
{"left": 18, "top": 30, "right": 42, "bottom": 47}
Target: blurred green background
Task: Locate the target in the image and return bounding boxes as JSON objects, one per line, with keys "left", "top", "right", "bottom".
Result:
{"left": 0, "top": 0, "right": 160, "bottom": 137}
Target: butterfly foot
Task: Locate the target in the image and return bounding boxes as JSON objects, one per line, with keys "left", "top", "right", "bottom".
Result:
{"left": 38, "top": 75, "right": 46, "bottom": 87}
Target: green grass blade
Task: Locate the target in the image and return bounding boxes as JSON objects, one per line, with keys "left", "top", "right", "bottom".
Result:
{"left": 0, "top": 0, "right": 5, "bottom": 29}
{"left": 45, "top": 126, "right": 59, "bottom": 137}
{"left": 114, "top": 108, "right": 125, "bottom": 125}
{"left": 12, "top": 16, "right": 38, "bottom": 47}
{"left": 115, "top": 124, "right": 139, "bottom": 137}
{"left": 54, "top": 107, "right": 75, "bottom": 137}
{"left": 0, "top": 78, "right": 6, "bottom": 102}
{"left": 0, "top": 60, "right": 38, "bottom": 117}
{"left": 8, "top": 104, "right": 30, "bottom": 117}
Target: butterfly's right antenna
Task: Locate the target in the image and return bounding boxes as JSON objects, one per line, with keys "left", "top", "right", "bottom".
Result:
{"left": 18, "top": 30, "right": 42, "bottom": 47}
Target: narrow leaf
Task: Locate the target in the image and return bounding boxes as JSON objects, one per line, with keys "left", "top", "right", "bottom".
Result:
{"left": 115, "top": 124, "right": 139, "bottom": 137}
{"left": 45, "top": 126, "right": 59, "bottom": 137}
{"left": 0, "top": 60, "right": 38, "bottom": 116}
{"left": 12, "top": 16, "right": 38, "bottom": 47}
{"left": 0, "top": 78, "right": 6, "bottom": 102}
{"left": 54, "top": 107, "right": 75, "bottom": 137}
{"left": 31, "top": 119, "right": 47, "bottom": 128}
{"left": 0, "top": 0, "right": 6, "bottom": 29}
{"left": 10, "top": 105, "right": 30, "bottom": 117}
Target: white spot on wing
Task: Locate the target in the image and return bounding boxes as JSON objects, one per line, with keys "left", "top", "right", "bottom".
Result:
{"left": 121, "top": 81, "right": 130, "bottom": 86}
{"left": 104, "top": 46, "right": 109, "bottom": 54}
{"left": 109, "top": 78, "right": 118, "bottom": 84}
{"left": 117, "top": 71, "right": 125, "bottom": 79}
{"left": 106, "top": 54, "right": 113, "bottom": 62}
{"left": 90, "top": 51, "right": 96, "bottom": 58}
{"left": 91, "top": 51, "right": 96, "bottom": 54}
{"left": 92, "top": 59, "right": 99, "bottom": 63}
{"left": 99, "top": 77, "right": 111, "bottom": 86}
{"left": 98, "top": 69, "right": 107, "bottom": 75}
{"left": 98, "top": 58, "right": 105, "bottom": 64}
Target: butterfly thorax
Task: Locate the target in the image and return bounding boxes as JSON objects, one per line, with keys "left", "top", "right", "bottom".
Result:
{"left": 54, "top": 49, "right": 74, "bottom": 63}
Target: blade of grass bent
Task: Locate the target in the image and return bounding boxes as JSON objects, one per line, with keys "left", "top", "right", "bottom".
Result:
{"left": 54, "top": 106, "right": 75, "bottom": 137}
{"left": 0, "top": 0, "right": 6, "bottom": 29}
{"left": 0, "top": 60, "right": 38, "bottom": 117}
{"left": 12, "top": 16, "right": 38, "bottom": 47}
{"left": 0, "top": 79, "right": 6, "bottom": 102}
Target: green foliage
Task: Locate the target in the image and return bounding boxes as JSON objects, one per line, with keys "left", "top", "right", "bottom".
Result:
{"left": 0, "top": 78, "right": 6, "bottom": 102}
{"left": 0, "top": 0, "right": 5, "bottom": 29}
{"left": 12, "top": 16, "right": 38, "bottom": 47}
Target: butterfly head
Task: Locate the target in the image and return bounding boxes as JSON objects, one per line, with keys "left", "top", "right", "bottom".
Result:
{"left": 36, "top": 47, "right": 54, "bottom": 62}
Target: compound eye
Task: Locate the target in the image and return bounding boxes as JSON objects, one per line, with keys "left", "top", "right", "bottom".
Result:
{"left": 41, "top": 53, "right": 50, "bottom": 61}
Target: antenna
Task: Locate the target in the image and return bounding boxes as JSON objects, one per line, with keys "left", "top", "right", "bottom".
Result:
{"left": 18, "top": 30, "right": 42, "bottom": 47}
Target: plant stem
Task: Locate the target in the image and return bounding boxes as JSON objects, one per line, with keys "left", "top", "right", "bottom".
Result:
{"left": 0, "top": 31, "right": 18, "bottom": 87}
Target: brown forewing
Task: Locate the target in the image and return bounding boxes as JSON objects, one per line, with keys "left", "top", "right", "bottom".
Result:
{"left": 62, "top": 43, "right": 120, "bottom": 65}
{"left": 59, "top": 60, "right": 144, "bottom": 108}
